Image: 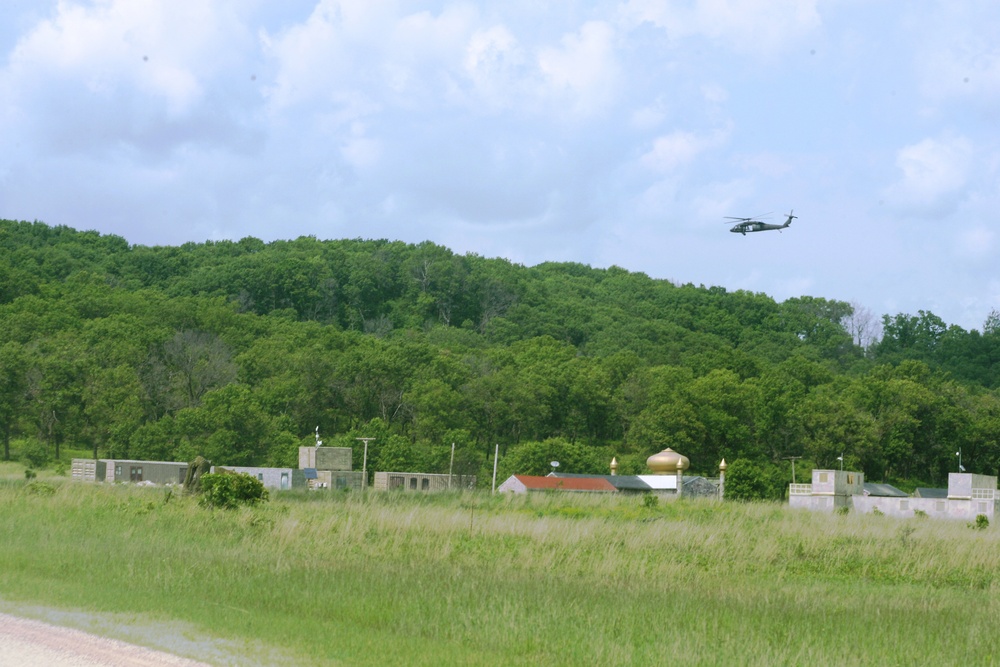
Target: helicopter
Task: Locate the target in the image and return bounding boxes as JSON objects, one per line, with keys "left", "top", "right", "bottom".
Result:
{"left": 726, "top": 210, "right": 796, "bottom": 235}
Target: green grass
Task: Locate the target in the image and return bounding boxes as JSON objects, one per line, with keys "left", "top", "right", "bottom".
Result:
{"left": 1, "top": 477, "right": 999, "bottom": 666}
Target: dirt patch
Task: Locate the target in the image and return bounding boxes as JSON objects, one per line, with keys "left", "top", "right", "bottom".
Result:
{"left": 0, "top": 612, "right": 211, "bottom": 666}
{"left": 0, "top": 604, "right": 283, "bottom": 667}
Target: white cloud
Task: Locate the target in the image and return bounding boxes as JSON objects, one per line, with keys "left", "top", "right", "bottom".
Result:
{"left": 640, "top": 124, "right": 730, "bottom": 172}
{"left": 620, "top": 0, "right": 821, "bottom": 54}
{"left": 7, "top": 0, "right": 249, "bottom": 115}
{"left": 462, "top": 25, "right": 528, "bottom": 108}
{"left": 537, "top": 21, "right": 621, "bottom": 116}
{"left": 883, "top": 135, "right": 973, "bottom": 216}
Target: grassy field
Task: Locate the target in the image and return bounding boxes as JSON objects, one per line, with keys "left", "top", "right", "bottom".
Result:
{"left": 1, "top": 465, "right": 999, "bottom": 666}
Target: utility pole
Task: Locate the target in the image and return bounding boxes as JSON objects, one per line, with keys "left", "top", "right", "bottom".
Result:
{"left": 356, "top": 437, "right": 375, "bottom": 490}
{"left": 783, "top": 456, "right": 803, "bottom": 484}
{"left": 449, "top": 442, "right": 455, "bottom": 490}
{"left": 491, "top": 444, "right": 499, "bottom": 494}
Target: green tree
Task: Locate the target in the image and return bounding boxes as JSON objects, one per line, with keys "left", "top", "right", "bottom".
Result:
{"left": 725, "top": 458, "right": 785, "bottom": 501}
{"left": 0, "top": 342, "right": 29, "bottom": 460}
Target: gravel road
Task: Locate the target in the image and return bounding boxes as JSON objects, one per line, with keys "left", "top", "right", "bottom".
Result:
{"left": 0, "top": 612, "right": 213, "bottom": 667}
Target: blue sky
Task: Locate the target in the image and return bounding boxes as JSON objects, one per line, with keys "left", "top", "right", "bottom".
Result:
{"left": 1, "top": 1, "right": 999, "bottom": 331}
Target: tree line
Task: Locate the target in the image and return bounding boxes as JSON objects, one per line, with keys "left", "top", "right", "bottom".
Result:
{"left": 2, "top": 218, "right": 1000, "bottom": 490}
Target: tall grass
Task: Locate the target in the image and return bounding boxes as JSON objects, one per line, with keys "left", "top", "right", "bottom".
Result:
{"left": 1, "top": 480, "right": 998, "bottom": 665}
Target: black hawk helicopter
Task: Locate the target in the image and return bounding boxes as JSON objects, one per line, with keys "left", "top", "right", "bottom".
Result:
{"left": 726, "top": 210, "right": 796, "bottom": 235}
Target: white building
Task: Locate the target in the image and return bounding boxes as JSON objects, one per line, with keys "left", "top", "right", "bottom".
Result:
{"left": 790, "top": 469, "right": 996, "bottom": 520}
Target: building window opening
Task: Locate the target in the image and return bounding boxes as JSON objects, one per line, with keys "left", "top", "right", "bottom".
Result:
{"left": 421, "top": 478, "right": 430, "bottom": 490}
{"left": 410, "top": 477, "right": 418, "bottom": 490}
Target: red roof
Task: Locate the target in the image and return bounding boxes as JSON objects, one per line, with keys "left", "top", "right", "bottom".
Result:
{"left": 514, "top": 475, "right": 617, "bottom": 492}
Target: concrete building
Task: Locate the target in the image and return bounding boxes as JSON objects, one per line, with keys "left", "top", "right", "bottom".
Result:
{"left": 87, "top": 459, "right": 190, "bottom": 485}
{"left": 790, "top": 469, "right": 997, "bottom": 520}
{"left": 213, "top": 466, "right": 306, "bottom": 491}
{"left": 789, "top": 469, "right": 865, "bottom": 511}
{"left": 373, "top": 471, "right": 476, "bottom": 492}
{"left": 298, "top": 446, "right": 353, "bottom": 472}
{"left": 309, "top": 469, "right": 365, "bottom": 491}
{"left": 297, "top": 445, "right": 364, "bottom": 490}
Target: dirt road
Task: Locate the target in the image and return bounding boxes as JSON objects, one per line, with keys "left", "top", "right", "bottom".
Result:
{"left": 0, "top": 612, "right": 212, "bottom": 667}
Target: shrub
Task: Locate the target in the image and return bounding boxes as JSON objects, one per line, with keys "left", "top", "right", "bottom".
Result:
{"left": 18, "top": 439, "right": 48, "bottom": 469}
{"left": 913, "top": 509, "right": 928, "bottom": 519}
{"left": 199, "top": 472, "right": 269, "bottom": 509}
{"left": 835, "top": 506, "right": 850, "bottom": 516}
{"left": 971, "top": 514, "right": 989, "bottom": 530}
{"left": 642, "top": 493, "right": 659, "bottom": 509}
{"left": 23, "top": 480, "right": 56, "bottom": 496}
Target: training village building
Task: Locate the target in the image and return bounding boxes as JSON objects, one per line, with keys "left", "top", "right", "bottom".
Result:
{"left": 498, "top": 448, "right": 726, "bottom": 499}
{"left": 789, "top": 468, "right": 997, "bottom": 520}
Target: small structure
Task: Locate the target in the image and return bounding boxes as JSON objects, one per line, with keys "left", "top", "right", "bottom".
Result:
{"left": 71, "top": 458, "right": 106, "bottom": 482}
{"left": 309, "top": 469, "right": 365, "bottom": 491}
{"left": 373, "top": 471, "right": 476, "bottom": 492}
{"left": 497, "top": 475, "right": 617, "bottom": 494}
{"left": 790, "top": 469, "right": 997, "bottom": 520}
{"left": 789, "top": 469, "right": 865, "bottom": 511}
{"left": 297, "top": 445, "right": 363, "bottom": 490}
{"left": 100, "top": 459, "right": 190, "bottom": 485}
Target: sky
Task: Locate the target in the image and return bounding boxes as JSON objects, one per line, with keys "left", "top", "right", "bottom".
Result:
{"left": 1, "top": 1, "right": 999, "bottom": 331}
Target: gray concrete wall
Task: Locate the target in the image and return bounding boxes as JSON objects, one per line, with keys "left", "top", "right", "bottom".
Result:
{"left": 106, "top": 460, "right": 188, "bottom": 485}
{"left": 298, "top": 446, "right": 353, "bottom": 471}
{"left": 216, "top": 466, "right": 305, "bottom": 490}
{"left": 313, "top": 470, "right": 364, "bottom": 491}
{"left": 853, "top": 495, "right": 996, "bottom": 519}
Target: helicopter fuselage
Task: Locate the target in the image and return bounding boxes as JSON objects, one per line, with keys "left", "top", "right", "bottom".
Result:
{"left": 729, "top": 211, "right": 796, "bottom": 235}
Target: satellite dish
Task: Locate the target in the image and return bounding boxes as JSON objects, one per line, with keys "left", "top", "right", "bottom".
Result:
{"left": 550, "top": 461, "right": 560, "bottom": 468}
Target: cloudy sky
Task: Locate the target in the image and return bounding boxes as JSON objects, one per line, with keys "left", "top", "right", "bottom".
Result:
{"left": 1, "top": 1, "right": 999, "bottom": 330}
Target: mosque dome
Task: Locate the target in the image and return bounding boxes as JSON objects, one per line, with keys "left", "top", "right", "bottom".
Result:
{"left": 646, "top": 448, "right": 690, "bottom": 474}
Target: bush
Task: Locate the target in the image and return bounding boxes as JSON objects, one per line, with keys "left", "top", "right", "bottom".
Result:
{"left": 642, "top": 494, "right": 659, "bottom": 509}
{"left": 199, "top": 472, "right": 269, "bottom": 509}
{"left": 23, "top": 480, "right": 56, "bottom": 496}
{"left": 18, "top": 439, "right": 48, "bottom": 469}
{"left": 971, "top": 514, "right": 989, "bottom": 530}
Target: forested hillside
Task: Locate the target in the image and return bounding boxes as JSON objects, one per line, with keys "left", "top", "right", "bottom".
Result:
{"left": 2, "top": 219, "right": 999, "bottom": 490}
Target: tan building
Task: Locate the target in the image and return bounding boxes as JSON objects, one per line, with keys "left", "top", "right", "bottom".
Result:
{"left": 373, "top": 471, "right": 476, "bottom": 492}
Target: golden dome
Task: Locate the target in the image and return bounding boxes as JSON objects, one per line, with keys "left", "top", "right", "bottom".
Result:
{"left": 719, "top": 458, "right": 727, "bottom": 472}
{"left": 646, "top": 448, "right": 690, "bottom": 474}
